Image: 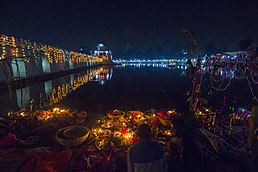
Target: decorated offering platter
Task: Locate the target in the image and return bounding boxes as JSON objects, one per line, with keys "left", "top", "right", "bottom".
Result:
{"left": 107, "top": 109, "right": 125, "bottom": 119}
{"left": 127, "top": 111, "right": 146, "bottom": 124}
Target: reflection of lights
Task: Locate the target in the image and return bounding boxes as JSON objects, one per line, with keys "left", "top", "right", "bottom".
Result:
{"left": 99, "top": 80, "right": 105, "bottom": 85}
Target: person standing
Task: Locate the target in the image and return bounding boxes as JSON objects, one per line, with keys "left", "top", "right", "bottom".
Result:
{"left": 127, "top": 124, "right": 168, "bottom": 172}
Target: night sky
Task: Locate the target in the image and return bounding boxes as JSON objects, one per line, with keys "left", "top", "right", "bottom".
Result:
{"left": 0, "top": 0, "right": 258, "bottom": 52}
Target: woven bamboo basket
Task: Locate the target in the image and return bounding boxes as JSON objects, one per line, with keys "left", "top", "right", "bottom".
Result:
{"left": 55, "top": 126, "right": 90, "bottom": 147}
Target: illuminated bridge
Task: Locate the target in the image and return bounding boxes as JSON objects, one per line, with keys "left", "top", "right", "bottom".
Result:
{"left": 0, "top": 35, "right": 104, "bottom": 84}
{"left": 113, "top": 59, "right": 189, "bottom": 66}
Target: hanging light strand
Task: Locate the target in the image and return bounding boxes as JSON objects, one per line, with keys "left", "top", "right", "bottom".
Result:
{"left": 246, "top": 76, "right": 258, "bottom": 104}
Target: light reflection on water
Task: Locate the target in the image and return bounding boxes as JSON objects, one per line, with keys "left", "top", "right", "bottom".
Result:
{"left": 0, "top": 66, "right": 113, "bottom": 116}
{"left": 58, "top": 65, "right": 193, "bottom": 114}
{"left": 0, "top": 64, "right": 254, "bottom": 116}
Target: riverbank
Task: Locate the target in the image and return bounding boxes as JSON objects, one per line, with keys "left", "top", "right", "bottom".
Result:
{"left": 0, "top": 107, "right": 256, "bottom": 171}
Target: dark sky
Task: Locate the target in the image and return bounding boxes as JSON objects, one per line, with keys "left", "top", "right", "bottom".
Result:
{"left": 0, "top": 0, "right": 258, "bottom": 52}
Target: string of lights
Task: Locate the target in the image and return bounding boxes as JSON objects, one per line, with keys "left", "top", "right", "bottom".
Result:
{"left": 0, "top": 34, "right": 101, "bottom": 65}
{"left": 246, "top": 76, "right": 258, "bottom": 104}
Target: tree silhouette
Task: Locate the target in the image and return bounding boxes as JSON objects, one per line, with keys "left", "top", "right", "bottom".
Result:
{"left": 238, "top": 39, "right": 253, "bottom": 51}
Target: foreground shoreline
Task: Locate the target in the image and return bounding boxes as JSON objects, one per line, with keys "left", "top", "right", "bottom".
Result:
{"left": 0, "top": 107, "right": 256, "bottom": 171}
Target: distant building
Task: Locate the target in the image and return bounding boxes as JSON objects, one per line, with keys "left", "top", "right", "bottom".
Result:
{"left": 93, "top": 43, "right": 112, "bottom": 60}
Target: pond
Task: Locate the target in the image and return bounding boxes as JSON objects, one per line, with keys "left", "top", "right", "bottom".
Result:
{"left": 0, "top": 65, "right": 255, "bottom": 117}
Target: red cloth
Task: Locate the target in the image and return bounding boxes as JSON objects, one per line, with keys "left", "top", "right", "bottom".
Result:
{"left": 157, "top": 111, "right": 171, "bottom": 120}
{"left": 0, "top": 151, "right": 72, "bottom": 172}
{"left": 0, "top": 132, "right": 19, "bottom": 148}
{"left": 20, "top": 151, "right": 72, "bottom": 172}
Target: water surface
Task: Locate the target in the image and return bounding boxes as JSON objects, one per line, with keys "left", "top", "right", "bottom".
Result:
{"left": 0, "top": 65, "right": 255, "bottom": 117}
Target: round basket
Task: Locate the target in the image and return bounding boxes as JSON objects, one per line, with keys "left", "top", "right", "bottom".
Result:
{"left": 92, "top": 129, "right": 112, "bottom": 138}
{"left": 55, "top": 126, "right": 90, "bottom": 147}
{"left": 107, "top": 110, "right": 125, "bottom": 119}
{"left": 128, "top": 111, "right": 144, "bottom": 118}
{"left": 127, "top": 111, "right": 145, "bottom": 124}
{"left": 95, "top": 138, "right": 113, "bottom": 150}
